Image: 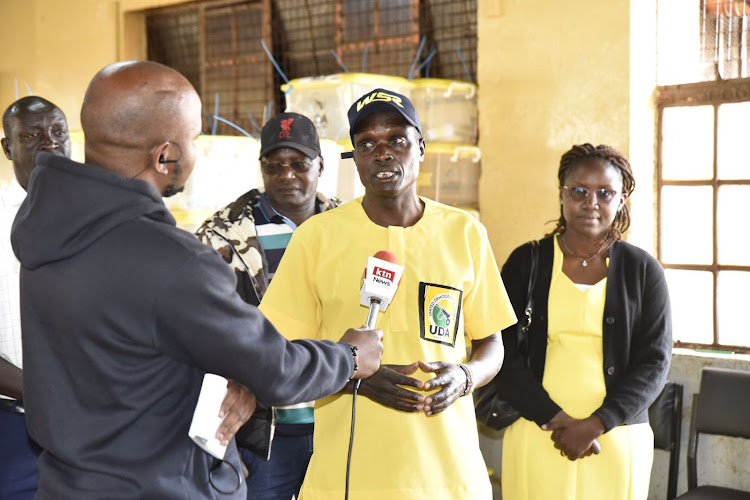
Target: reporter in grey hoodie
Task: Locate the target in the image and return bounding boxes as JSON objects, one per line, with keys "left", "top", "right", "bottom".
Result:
{"left": 10, "top": 60, "right": 383, "bottom": 500}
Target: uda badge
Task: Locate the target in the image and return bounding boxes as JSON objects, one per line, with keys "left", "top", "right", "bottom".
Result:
{"left": 419, "top": 282, "right": 463, "bottom": 347}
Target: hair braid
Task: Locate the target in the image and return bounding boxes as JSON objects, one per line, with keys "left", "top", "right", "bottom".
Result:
{"left": 545, "top": 143, "right": 635, "bottom": 243}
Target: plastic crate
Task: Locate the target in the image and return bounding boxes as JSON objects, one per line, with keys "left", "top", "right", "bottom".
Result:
{"left": 417, "top": 143, "right": 480, "bottom": 208}
{"left": 282, "top": 73, "right": 413, "bottom": 142}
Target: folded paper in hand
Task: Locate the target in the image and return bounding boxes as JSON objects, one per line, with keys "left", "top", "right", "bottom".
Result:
{"left": 188, "top": 373, "right": 229, "bottom": 459}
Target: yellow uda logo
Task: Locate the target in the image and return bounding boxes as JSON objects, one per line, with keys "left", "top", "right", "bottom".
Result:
{"left": 419, "top": 282, "right": 463, "bottom": 347}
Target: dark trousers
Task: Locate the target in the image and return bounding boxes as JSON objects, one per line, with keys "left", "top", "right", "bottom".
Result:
{"left": 239, "top": 431, "right": 313, "bottom": 500}
{"left": 0, "top": 407, "right": 41, "bottom": 500}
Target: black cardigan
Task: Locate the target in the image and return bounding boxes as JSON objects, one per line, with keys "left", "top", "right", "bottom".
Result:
{"left": 494, "top": 236, "right": 672, "bottom": 432}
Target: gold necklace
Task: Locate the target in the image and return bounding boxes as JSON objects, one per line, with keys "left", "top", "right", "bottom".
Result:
{"left": 560, "top": 233, "right": 607, "bottom": 267}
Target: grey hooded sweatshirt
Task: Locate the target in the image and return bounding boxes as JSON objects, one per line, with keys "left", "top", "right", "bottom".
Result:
{"left": 11, "top": 153, "right": 353, "bottom": 499}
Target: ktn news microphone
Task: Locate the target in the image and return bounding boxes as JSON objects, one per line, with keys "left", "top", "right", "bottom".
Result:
{"left": 360, "top": 250, "right": 404, "bottom": 329}
{"left": 345, "top": 250, "right": 405, "bottom": 500}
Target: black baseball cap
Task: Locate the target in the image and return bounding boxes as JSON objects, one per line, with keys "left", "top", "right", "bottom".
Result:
{"left": 259, "top": 112, "right": 321, "bottom": 160}
{"left": 347, "top": 88, "right": 422, "bottom": 143}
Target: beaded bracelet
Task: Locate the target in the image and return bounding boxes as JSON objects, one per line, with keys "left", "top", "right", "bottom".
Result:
{"left": 458, "top": 364, "right": 473, "bottom": 397}
{"left": 345, "top": 344, "right": 359, "bottom": 381}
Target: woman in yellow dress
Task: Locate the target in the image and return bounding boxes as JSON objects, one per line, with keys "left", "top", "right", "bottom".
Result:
{"left": 495, "top": 144, "right": 672, "bottom": 499}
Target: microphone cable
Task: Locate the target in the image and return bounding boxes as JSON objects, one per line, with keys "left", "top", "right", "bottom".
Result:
{"left": 345, "top": 379, "right": 361, "bottom": 500}
{"left": 346, "top": 250, "right": 398, "bottom": 499}
{"left": 346, "top": 298, "right": 380, "bottom": 499}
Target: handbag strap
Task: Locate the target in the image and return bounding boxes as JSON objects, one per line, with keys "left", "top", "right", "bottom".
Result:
{"left": 521, "top": 240, "right": 539, "bottom": 332}
{"left": 517, "top": 240, "right": 540, "bottom": 357}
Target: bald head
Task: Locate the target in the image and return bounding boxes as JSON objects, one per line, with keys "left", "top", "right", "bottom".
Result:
{"left": 2, "top": 96, "right": 70, "bottom": 190}
{"left": 80, "top": 61, "right": 202, "bottom": 193}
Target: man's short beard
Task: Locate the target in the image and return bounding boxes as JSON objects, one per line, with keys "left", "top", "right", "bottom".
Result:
{"left": 162, "top": 164, "right": 184, "bottom": 198}
{"left": 162, "top": 183, "right": 185, "bottom": 198}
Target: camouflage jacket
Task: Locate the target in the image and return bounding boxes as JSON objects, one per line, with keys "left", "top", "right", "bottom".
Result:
{"left": 195, "top": 188, "right": 340, "bottom": 306}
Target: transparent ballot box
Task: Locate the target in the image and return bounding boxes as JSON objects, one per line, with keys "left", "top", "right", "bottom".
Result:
{"left": 165, "top": 135, "right": 261, "bottom": 212}
{"left": 282, "top": 73, "right": 413, "bottom": 142}
{"left": 65, "top": 132, "right": 262, "bottom": 232}
{"left": 163, "top": 136, "right": 356, "bottom": 230}
{"left": 335, "top": 138, "right": 365, "bottom": 202}
{"left": 69, "top": 130, "right": 85, "bottom": 163}
{"left": 417, "top": 144, "right": 481, "bottom": 208}
{"left": 163, "top": 135, "right": 261, "bottom": 231}
{"left": 66, "top": 132, "right": 359, "bottom": 230}
{"left": 317, "top": 139, "right": 347, "bottom": 201}
{"left": 411, "top": 79, "right": 478, "bottom": 144}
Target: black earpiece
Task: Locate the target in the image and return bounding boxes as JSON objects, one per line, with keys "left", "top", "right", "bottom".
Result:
{"left": 157, "top": 142, "right": 181, "bottom": 164}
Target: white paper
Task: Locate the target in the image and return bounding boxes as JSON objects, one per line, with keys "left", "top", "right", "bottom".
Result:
{"left": 188, "top": 373, "right": 229, "bottom": 459}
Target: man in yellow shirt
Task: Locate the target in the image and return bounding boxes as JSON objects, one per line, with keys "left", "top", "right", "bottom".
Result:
{"left": 259, "top": 88, "right": 516, "bottom": 499}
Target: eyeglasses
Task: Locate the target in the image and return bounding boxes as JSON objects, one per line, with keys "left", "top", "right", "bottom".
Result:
{"left": 562, "top": 186, "right": 619, "bottom": 203}
{"left": 260, "top": 159, "right": 314, "bottom": 176}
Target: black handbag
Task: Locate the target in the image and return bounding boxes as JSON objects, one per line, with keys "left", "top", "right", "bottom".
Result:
{"left": 474, "top": 240, "right": 539, "bottom": 430}
{"left": 235, "top": 402, "right": 275, "bottom": 460}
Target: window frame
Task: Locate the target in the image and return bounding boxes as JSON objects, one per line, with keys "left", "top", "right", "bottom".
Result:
{"left": 657, "top": 77, "right": 750, "bottom": 354}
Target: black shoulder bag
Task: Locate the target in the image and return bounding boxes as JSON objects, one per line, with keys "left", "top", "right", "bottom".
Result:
{"left": 474, "top": 240, "right": 540, "bottom": 430}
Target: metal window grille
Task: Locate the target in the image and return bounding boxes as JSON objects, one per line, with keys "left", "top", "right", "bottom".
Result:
{"left": 702, "top": 0, "right": 750, "bottom": 79}
{"left": 146, "top": 0, "right": 477, "bottom": 135}
{"left": 147, "top": 0, "right": 274, "bottom": 136}
{"left": 418, "top": 0, "right": 477, "bottom": 81}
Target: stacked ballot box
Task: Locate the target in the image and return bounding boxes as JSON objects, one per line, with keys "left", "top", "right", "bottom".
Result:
{"left": 162, "top": 135, "right": 262, "bottom": 231}
{"left": 411, "top": 79, "right": 480, "bottom": 210}
{"left": 64, "top": 132, "right": 359, "bottom": 232}
{"left": 410, "top": 78, "right": 478, "bottom": 145}
{"left": 281, "top": 73, "right": 412, "bottom": 142}
{"left": 282, "top": 73, "right": 478, "bottom": 145}
{"left": 417, "top": 144, "right": 481, "bottom": 211}
{"left": 164, "top": 136, "right": 355, "bottom": 230}
{"left": 283, "top": 73, "right": 480, "bottom": 209}
{"left": 70, "top": 130, "right": 86, "bottom": 163}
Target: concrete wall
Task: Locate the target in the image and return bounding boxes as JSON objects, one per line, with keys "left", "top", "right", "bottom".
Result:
{"left": 477, "top": 0, "right": 634, "bottom": 263}
{"left": 0, "top": 0, "right": 118, "bottom": 137}
{"left": 0, "top": 0, "right": 182, "bottom": 183}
